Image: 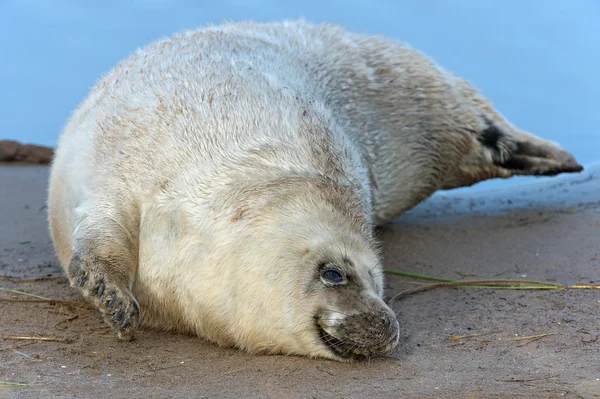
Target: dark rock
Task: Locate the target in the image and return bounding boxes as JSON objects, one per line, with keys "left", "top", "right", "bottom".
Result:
{"left": 0, "top": 140, "right": 54, "bottom": 164}
{"left": 0, "top": 140, "right": 21, "bottom": 161}
{"left": 16, "top": 144, "right": 54, "bottom": 164}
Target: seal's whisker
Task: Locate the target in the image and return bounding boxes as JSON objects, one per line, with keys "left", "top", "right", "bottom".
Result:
{"left": 322, "top": 335, "right": 353, "bottom": 348}
{"left": 347, "top": 342, "right": 360, "bottom": 354}
{"left": 320, "top": 308, "right": 352, "bottom": 317}
{"left": 291, "top": 318, "right": 345, "bottom": 329}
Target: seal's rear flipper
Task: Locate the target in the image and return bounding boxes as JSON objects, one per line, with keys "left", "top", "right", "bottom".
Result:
{"left": 495, "top": 142, "right": 584, "bottom": 176}
{"left": 442, "top": 122, "right": 584, "bottom": 190}
{"left": 441, "top": 78, "right": 585, "bottom": 189}
{"left": 480, "top": 122, "right": 584, "bottom": 177}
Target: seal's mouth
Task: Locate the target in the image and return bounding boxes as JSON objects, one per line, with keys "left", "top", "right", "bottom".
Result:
{"left": 316, "top": 321, "right": 365, "bottom": 360}
{"left": 315, "top": 318, "right": 399, "bottom": 360}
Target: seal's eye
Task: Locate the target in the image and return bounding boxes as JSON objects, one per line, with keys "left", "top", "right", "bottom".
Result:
{"left": 320, "top": 267, "right": 345, "bottom": 285}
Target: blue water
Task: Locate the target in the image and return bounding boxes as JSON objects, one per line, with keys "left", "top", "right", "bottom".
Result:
{"left": 1, "top": 0, "right": 598, "bottom": 191}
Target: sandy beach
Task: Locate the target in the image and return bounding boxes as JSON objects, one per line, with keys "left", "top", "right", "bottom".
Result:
{"left": 1, "top": 164, "right": 598, "bottom": 399}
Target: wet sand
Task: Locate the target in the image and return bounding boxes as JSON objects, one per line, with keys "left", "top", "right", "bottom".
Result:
{"left": 1, "top": 164, "right": 599, "bottom": 399}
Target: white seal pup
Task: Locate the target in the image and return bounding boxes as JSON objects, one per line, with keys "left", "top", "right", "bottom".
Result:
{"left": 48, "top": 21, "right": 582, "bottom": 361}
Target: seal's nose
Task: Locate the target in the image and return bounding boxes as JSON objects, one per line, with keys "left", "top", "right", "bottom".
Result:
{"left": 341, "top": 309, "right": 399, "bottom": 355}
{"left": 317, "top": 303, "right": 400, "bottom": 359}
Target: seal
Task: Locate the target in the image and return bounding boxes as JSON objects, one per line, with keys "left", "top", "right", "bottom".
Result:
{"left": 48, "top": 21, "right": 582, "bottom": 361}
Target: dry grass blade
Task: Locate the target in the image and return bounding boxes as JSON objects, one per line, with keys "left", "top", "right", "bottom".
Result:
{"left": 0, "top": 381, "right": 29, "bottom": 387}
{"left": 510, "top": 333, "right": 556, "bottom": 341}
{"left": 565, "top": 283, "right": 600, "bottom": 289}
{"left": 449, "top": 328, "right": 502, "bottom": 341}
{"left": 383, "top": 270, "right": 454, "bottom": 282}
{"left": 0, "top": 297, "right": 94, "bottom": 309}
{"left": 387, "top": 278, "right": 600, "bottom": 305}
{"left": 511, "top": 333, "right": 556, "bottom": 347}
{"left": 1, "top": 334, "right": 72, "bottom": 343}
{"left": 501, "top": 375, "right": 559, "bottom": 383}
{"left": 0, "top": 275, "right": 62, "bottom": 283}
{"left": 0, "top": 287, "right": 49, "bottom": 300}
{"left": 384, "top": 270, "right": 600, "bottom": 306}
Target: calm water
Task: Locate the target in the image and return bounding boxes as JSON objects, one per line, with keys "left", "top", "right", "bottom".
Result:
{"left": 1, "top": 0, "right": 598, "bottom": 191}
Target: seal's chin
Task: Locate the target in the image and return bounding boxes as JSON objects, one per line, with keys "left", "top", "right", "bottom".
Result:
{"left": 315, "top": 319, "right": 399, "bottom": 360}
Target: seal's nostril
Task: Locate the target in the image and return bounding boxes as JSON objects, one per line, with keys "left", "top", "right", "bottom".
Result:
{"left": 381, "top": 313, "right": 389, "bottom": 325}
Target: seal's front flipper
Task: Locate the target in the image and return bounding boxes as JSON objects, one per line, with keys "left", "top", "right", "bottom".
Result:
{"left": 69, "top": 250, "right": 140, "bottom": 340}
{"left": 67, "top": 208, "right": 140, "bottom": 340}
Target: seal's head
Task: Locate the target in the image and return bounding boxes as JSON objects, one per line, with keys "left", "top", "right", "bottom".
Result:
{"left": 307, "top": 256, "right": 400, "bottom": 361}
{"left": 215, "top": 178, "right": 400, "bottom": 361}
{"left": 273, "top": 225, "right": 400, "bottom": 361}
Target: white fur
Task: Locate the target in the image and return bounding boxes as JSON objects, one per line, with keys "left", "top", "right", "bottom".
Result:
{"left": 48, "top": 20, "right": 581, "bottom": 360}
